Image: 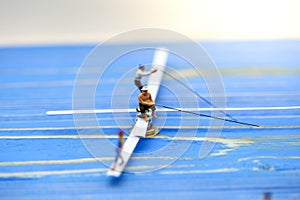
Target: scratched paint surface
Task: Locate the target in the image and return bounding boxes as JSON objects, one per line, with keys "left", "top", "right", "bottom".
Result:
{"left": 0, "top": 41, "right": 300, "bottom": 200}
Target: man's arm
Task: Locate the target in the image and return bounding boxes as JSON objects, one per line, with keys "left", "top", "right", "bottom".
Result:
{"left": 139, "top": 71, "right": 152, "bottom": 76}
{"left": 138, "top": 94, "right": 152, "bottom": 106}
{"left": 138, "top": 94, "right": 147, "bottom": 104}
{"left": 148, "top": 93, "right": 154, "bottom": 104}
{"left": 139, "top": 69, "right": 157, "bottom": 76}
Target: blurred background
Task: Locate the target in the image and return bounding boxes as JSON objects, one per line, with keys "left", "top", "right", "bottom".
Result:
{"left": 0, "top": 0, "right": 299, "bottom": 45}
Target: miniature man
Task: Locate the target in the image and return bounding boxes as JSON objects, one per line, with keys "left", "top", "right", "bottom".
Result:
{"left": 110, "top": 130, "right": 125, "bottom": 171}
{"left": 138, "top": 86, "right": 157, "bottom": 122}
{"left": 134, "top": 65, "right": 157, "bottom": 92}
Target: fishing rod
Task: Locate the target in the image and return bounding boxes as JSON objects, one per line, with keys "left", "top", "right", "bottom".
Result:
{"left": 161, "top": 69, "right": 238, "bottom": 121}
{"left": 156, "top": 104, "right": 260, "bottom": 127}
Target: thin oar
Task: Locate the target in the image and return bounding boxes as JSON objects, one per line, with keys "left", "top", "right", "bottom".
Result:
{"left": 162, "top": 69, "right": 238, "bottom": 121}
{"left": 156, "top": 104, "right": 260, "bottom": 127}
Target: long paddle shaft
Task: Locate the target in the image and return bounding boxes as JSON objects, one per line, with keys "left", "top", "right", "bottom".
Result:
{"left": 156, "top": 104, "right": 260, "bottom": 127}
{"left": 161, "top": 69, "right": 238, "bottom": 121}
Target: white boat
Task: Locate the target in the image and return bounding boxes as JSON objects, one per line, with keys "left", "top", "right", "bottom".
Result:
{"left": 106, "top": 49, "right": 168, "bottom": 177}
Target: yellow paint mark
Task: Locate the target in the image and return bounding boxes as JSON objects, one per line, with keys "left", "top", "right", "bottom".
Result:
{"left": 0, "top": 168, "right": 107, "bottom": 178}
{"left": 238, "top": 156, "right": 300, "bottom": 162}
{"left": 0, "top": 157, "right": 112, "bottom": 167}
{"left": 0, "top": 156, "right": 194, "bottom": 167}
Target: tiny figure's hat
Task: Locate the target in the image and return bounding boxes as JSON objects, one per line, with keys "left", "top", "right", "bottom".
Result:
{"left": 118, "top": 130, "right": 123, "bottom": 136}
{"left": 141, "top": 86, "right": 148, "bottom": 91}
{"left": 138, "top": 64, "right": 144, "bottom": 69}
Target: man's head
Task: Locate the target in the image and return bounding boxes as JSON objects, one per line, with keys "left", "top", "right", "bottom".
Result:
{"left": 118, "top": 130, "right": 124, "bottom": 137}
{"left": 139, "top": 64, "right": 145, "bottom": 71}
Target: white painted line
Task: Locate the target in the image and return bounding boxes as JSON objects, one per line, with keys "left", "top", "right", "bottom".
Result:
{"left": 46, "top": 106, "right": 300, "bottom": 115}
{"left": 46, "top": 108, "right": 136, "bottom": 115}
